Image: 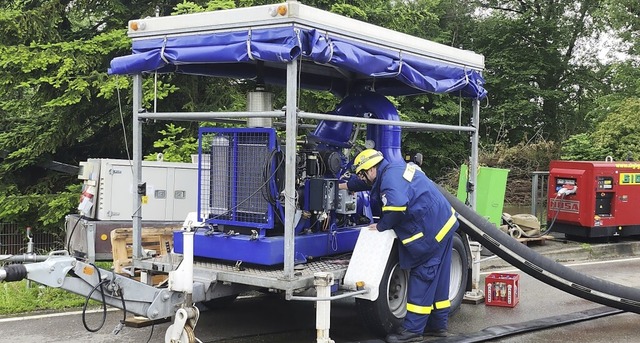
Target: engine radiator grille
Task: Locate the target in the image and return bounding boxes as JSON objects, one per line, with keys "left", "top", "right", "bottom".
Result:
{"left": 198, "top": 128, "right": 277, "bottom": 229}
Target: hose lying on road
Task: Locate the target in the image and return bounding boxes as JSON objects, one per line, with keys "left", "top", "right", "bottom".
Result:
{"left": 433, "top": 306, "right": 623, "bottom": 343}
{"left": 438, "top": 184, "right": 640, "bottom": 314}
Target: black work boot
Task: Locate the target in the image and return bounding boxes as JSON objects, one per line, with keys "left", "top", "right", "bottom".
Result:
{"left": 385, "top": 327, "right": 424, "bottom": 343}
{"left": 424, "top": 328, "right": 449, "bottom": 337}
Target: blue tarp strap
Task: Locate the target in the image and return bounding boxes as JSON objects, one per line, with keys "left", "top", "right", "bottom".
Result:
{"left": 295, "top": 28, "right": 303, "bottom": 56}
{"left": 247, "top": 29, "right": 255, "bottom": 61}
{"left": 318, "top": 32, "right": 333, "bottom": 64}
{"left": 464, "top": 67, "right": 469, "bottom": 86}
{"left": 160, "top": 36, "right": 170, "bottom": 64}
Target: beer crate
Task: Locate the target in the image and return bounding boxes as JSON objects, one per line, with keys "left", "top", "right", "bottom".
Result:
{"left": 485, "top": 273, "right": 519, "bottom": 308}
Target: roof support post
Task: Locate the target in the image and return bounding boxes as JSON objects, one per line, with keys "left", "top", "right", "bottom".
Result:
{"left": 283, "top": 59, "right": 299, "bottom": 281}
{"left": 132, "top": 74, "right": 143, "bottom": 261}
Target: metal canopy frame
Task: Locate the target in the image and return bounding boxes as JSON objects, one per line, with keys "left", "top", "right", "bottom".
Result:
{"left": 128, "top": 1, "right": 482, "bottom": 295}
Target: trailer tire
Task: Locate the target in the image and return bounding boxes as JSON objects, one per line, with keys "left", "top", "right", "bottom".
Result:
{"left": 355, "top": 233, "right": 469, "bottom": 336}
{"left": 448, "top": 232, "right": 470, "bottom": 315}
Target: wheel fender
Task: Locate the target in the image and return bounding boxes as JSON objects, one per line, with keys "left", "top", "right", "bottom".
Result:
{"left": 344, "top": 228, "right": 397, "bottom": 301}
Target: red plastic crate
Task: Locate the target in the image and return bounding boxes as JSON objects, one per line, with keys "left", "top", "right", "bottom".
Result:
{"left": 485, "top": 273, "right": 519, "bottom": 307}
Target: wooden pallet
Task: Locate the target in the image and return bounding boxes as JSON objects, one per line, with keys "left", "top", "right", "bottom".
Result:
{"left": 110, "top": 227, "right": 175, "bottom": 274}
{"left": 516, "top": 235, "right": 554, "bottom": 246}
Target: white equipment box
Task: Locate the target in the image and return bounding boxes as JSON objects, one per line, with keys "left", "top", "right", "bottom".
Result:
{"left": 78, "top": 159, "right": 198, "bottom": 221}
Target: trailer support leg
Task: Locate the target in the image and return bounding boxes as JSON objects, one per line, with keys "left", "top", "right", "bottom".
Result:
{"left": 463, "top": 241, "right": 485, "bottom": 304}
{"left": 314, "top": 272, "right": 335, "bottom": 343}
{"left": 165, "top": 305, "right": 199, "bottom": 343}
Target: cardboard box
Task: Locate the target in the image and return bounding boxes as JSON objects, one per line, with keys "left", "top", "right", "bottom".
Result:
{"left": 485, "top": 273, "right": 519, "bottom": 307}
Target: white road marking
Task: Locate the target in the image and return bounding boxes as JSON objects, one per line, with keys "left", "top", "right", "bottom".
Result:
{"left": 0, "top": 308, "right": 119, "bottom": 323}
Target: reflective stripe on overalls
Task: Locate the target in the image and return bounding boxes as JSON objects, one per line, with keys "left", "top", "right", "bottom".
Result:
{"left": 400, "top": 208, "right": 456, "bottom": 246}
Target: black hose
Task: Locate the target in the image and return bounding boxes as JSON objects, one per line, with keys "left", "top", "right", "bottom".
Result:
{"left": 437, "top": 184, "right": 640, "bottom": 314}
{"left": 82, "top": 276, "right": 108, "bottom": 332}
{"left": 81, "top": 264, "right": 128, "bottom": 333}
{"left": 118, "top": 283, "right": 128, "bottom": 324}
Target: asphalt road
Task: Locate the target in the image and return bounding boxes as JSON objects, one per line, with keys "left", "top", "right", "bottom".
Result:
{"left": 1, "top": 256, "right": 638, "bottom": 343}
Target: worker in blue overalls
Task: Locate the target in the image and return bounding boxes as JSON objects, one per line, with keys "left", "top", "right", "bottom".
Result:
{"left": 341, "top": 149, "right": 458, "bottom": 343}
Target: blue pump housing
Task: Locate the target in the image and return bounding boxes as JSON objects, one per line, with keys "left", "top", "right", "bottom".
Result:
{"left": 175, "top": 92, "right": 404, "bottom": 265}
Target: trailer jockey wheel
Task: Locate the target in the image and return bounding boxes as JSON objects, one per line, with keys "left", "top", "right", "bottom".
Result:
{"left": 165, "top": 324, "right": 195, "bottom": 343}
{"left": 165, "top": 306, "right": 199, "bottom": 343}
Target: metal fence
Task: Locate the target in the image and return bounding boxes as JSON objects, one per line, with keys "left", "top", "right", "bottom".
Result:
{"left": 0, "top": 223, "right": 64, "bottom": 255}
{"left": 531, "top": 171, "right": 549, "bottom": 222}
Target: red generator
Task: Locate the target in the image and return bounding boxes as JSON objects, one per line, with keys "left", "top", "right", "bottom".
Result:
{"left": 547, "top": 160, "right": 640, "bottom": 238}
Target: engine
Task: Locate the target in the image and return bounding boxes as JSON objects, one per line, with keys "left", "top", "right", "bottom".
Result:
{"left": 196, "top": 126, "right": 365, "bottom": 239}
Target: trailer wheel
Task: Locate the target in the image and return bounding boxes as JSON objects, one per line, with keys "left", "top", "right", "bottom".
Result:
{"left": 355, "top": 233, "right": 469, "bottom": 335}
{"left": 449, "top": 232, "right": 470, "bottom": 315}
{"left": 355, "top": 246, "right": 407, "bottom": 336}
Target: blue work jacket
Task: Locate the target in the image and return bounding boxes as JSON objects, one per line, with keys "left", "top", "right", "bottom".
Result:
{"left": 372, "top": 160, "right": 458, "bottom": 269}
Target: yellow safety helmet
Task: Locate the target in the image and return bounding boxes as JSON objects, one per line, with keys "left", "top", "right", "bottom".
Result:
{"left": 353, "top": 149, "right": 384, "bottom": 174}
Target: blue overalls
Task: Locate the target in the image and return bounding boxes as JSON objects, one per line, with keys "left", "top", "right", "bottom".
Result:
{"left": 372, "top": 159, "right": 459, "bottom": 333}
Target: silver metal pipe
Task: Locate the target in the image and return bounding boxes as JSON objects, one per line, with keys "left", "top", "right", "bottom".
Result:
{"left": 283, "top": 60, "right": 298, "bottom": 282}
{"left": 0, "top": 254, "right": 49, "bottom": 263}
{"left": 298, "top": 111, "right": 476, "bottom": 132}
{"left": 132, "top": 75, "right": 143, "bottom": 261}
{"left": 138, "top": 111, "right": 285, "bottom": 121}
{"left": 288, "top": 289, "right": 369, "bottom": 301}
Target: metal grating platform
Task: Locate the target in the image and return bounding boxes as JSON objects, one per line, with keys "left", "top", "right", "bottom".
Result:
{"left": 192, "top": 257, "right": 349, "bottom": 291}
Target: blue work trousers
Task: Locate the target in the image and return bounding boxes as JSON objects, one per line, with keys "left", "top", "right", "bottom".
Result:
{"left": 403, "top": 234, "right": 453, "bottom": 333}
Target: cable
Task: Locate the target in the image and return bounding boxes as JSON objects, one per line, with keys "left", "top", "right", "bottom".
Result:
{"left": 82, "top": 264, "right": 108, "bottom": 332}
{"left": 145, "top": 324, "right": 155, "bottom": 343}
{"left": 539, "top": 194, "right": 563, "bottom": 236}
{"left": 118, "top": 282, "right": 128, "bottom": 326}
{"left": 261, "top": 148, "right": 285, "bottom": 224}
{"left": 115, "top": 77, "right": 132, "bottom": 162}
{"left": 80, "top": 264, "right": 128, "bottom": 333}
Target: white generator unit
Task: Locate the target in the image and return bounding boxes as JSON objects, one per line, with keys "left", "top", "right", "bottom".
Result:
{"left": 77, "top": 158, "right": 198, "bottom": 221}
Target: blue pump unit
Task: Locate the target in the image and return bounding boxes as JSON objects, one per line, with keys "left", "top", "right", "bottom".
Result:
{"left": 175, "top": 92, "right": 404, "bottom": 265}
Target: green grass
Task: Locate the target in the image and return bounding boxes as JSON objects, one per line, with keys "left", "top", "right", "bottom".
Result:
{"left": 0, "top": 262, "right": 112, "bottom": 315}
{"left": 0, "top": 281, "right": 90, "bottom": 315}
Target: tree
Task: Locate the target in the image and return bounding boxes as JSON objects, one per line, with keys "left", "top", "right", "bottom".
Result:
{"left": 0, "top": 0, "right": 180, "bottom": 229}
{"left": 562, "top": 60, "right": 640, "bottom": 161}
{"left": 467, "top": 0, "right": 610, "bottom": 146}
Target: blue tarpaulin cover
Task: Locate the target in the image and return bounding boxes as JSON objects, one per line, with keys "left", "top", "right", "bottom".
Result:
{"left": 109, "top": 27, "right": 487, "bottom": 98}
